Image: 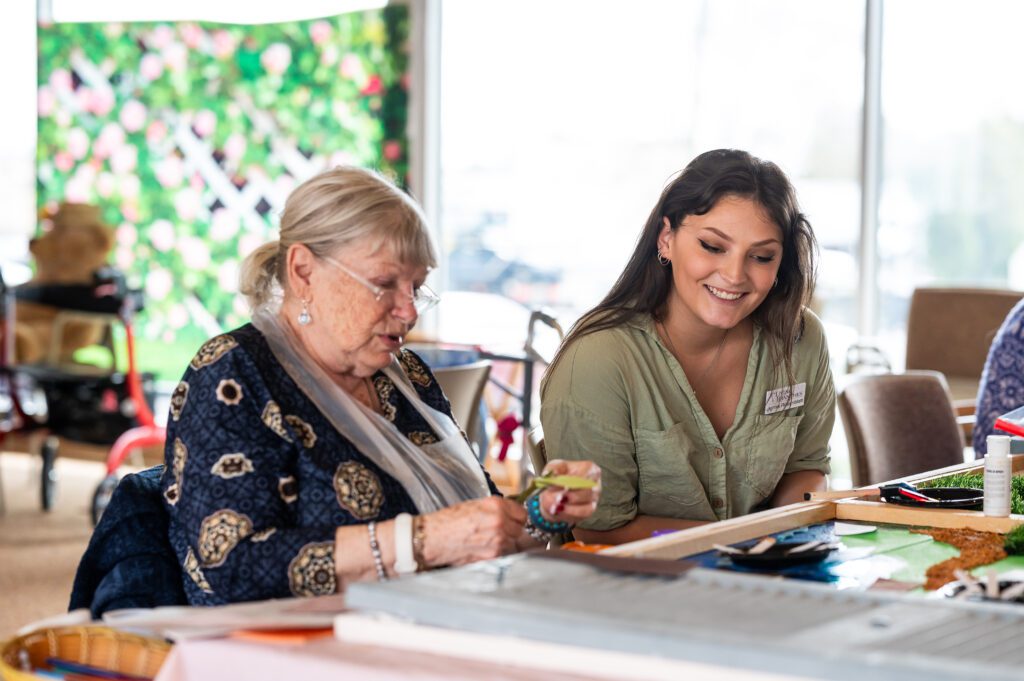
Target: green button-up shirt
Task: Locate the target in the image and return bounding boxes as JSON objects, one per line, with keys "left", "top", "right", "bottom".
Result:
{"left": 540, "top": 310, "right": 834, "bottom": 530}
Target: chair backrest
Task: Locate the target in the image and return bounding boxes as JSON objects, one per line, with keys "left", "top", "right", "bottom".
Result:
{"left": 838, "top": 370, "right": 966, "bottom": 487}
{"left": 432, "top": 360, "right": 491, "bottom": 444}
{"left": 525, "top": 425, "right": 547, "bottom": 475}
{"left": 905, "top": 287, "right": 1022, "bottom": 400}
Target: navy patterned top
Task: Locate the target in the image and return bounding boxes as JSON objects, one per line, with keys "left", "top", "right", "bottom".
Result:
{"left": 974, "top": 298, "right": 1024, "bottom": 456}
{"left": 161, "top": 324, "right": 497, "bottom": 605}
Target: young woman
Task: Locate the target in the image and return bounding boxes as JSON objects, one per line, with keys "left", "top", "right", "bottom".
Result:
{"left": 540, "top": 149, "right": 834, "bottom": 545}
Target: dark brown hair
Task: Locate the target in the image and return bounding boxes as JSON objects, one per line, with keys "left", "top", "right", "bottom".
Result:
{"left": 545, "top": 149, "right": 818, "bottom": 390}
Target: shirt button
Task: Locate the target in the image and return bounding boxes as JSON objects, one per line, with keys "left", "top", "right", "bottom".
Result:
{"left": 712, "top": 497, "right": 724, "bottom": 509}
{"left": 713, "top": 448, "right": 724, "bottom": 459}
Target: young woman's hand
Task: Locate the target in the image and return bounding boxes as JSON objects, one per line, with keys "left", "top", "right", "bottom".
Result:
{"left": 537, "top": 458, "right": 602, "bottom": 525}
{"left": 419, "top": 496, "right": 527, "bottom": 566}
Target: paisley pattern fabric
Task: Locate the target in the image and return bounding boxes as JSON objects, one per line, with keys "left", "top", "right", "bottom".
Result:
{"left": 975, "top": 299, "right": 1024, "bottom": 456}
{"left": 333, "top": 461, "right": 385, "bottom": 519}
{"left": 169, "top": 381, "right": 189, "bottom": 421}
{"left": 163, "top": 325, "right": 498, "bottom": 606}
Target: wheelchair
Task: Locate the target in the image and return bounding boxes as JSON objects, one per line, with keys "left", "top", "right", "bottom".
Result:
{"left": 0, "top": 266, "right": 162, "bottom": 522}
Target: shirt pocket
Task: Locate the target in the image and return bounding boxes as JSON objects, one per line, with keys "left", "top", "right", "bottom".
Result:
{"left": 744, "top": 414, "right": 803, "bottom": 499}
{"left": 634, "top": 421, "right": 708, "bottom": 515}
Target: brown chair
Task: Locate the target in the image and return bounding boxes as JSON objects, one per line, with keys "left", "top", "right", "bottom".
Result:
{"left": 904, "top": 287, "right": 1022, "bottom": 440}
{"left": 838, "top": 370, "right": 966, "bottom": 487}
{"left": 905, "top": 287, "right": 1022, "bottom": 400}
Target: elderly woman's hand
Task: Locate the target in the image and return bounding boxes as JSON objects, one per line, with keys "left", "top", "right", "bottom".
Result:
{"left": 419, "top": 496, "right": 527, "bottom": 567}
{"left": 537, "top": 459, "right": 602, "bottom": 526}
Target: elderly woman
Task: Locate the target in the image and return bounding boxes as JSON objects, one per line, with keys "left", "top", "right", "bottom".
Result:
{"left": 162, "top": 167, "right": 599, "bottom": 605}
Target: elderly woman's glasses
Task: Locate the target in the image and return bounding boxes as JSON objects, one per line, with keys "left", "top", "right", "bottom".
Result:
{"left": 320, "top": 256, "right": 440, "bottom": 314}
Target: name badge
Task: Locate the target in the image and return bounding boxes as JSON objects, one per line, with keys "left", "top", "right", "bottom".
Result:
{"left": 764, "top": 383, "right": 806, "bottom": 415}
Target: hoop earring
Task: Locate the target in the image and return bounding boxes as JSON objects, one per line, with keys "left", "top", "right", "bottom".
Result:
{"left": 298, "top": 299, "right": 312, "bottom": 326}
{"left": 772, "top": 277, "right": 779, "bottom": 289}
{"left": 657, "top": 252, "right": 671, "bottom": 266}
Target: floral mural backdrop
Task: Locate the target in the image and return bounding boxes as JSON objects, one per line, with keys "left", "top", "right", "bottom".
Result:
{"left": 36, "top": 7, "right": 410, "bottom": 380}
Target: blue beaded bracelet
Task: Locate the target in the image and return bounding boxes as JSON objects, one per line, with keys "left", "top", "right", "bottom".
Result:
{"left": 526, "top": 492, "right": 571, "bottom": 534}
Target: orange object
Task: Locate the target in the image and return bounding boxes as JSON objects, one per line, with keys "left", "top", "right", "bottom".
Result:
{"left": 561, "top": 540, "right": 614, "bottom": 554}
{"left": 229, "top": 628, "right": 335, "bottom": 645}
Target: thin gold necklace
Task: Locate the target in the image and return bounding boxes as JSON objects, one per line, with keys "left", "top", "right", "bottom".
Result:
{"left": 659, "top": 320, "right": 729, "bottom": 397}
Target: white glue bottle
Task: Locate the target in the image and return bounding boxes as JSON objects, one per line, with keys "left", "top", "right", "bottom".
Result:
{"left": 984, "top": 434, "right": 1012, "bottom": 517}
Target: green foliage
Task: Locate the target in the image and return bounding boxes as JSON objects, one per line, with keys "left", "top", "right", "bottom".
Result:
{"left": 1005, "top": 524, "right": 1024, "bottom": 556}
{"left": 36, "top": 9, "right": 410, "bottom": 381}
{"left": 919, "top": 472, "right": 1024, "bottom": 514}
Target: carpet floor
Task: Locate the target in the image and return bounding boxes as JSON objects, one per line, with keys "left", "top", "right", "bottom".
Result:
{"left": 0, "top": 452, "right": 110, "bottom": 640}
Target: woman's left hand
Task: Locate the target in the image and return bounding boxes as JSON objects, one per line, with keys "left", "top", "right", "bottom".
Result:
{"left": 537, "top": 459, "right": 601, "bottom": 525}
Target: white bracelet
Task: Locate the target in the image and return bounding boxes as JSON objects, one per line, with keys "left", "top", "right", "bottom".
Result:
{"left": 393, "top": 513, "right": 417, "bottom": 575}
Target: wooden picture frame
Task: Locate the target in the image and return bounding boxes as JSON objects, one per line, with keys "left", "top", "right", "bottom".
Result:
{"left": 604, "top": 455, "right": 1024, "bottom": 561}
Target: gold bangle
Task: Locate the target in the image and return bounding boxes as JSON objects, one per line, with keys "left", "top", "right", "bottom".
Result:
{"left": 412, "top": 515, "right": 426, "bottom": 571}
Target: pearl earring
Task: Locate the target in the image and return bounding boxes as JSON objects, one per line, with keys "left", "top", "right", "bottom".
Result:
{"left": 298, "top": 299, "right": 312, "bottom": 326}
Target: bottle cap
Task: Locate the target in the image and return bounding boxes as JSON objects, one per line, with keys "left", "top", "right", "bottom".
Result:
{"left": 987, "top": 434, "right": 1011, "bottom": 457}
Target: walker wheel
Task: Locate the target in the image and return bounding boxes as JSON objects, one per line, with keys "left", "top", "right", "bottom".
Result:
{"left": 91, "top": 474, "right": 120, "bottom": 526}
{"left": 40, "top": 436, "right": 59, "bottom": 511}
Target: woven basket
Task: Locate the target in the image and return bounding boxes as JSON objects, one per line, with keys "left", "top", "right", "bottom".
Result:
{"left": 0, "top": 626, "right": 171, "bottom": 681}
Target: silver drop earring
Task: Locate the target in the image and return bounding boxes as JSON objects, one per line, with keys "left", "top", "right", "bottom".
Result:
{"left": 298, "top": 299, "right": 312, "bottom": 326}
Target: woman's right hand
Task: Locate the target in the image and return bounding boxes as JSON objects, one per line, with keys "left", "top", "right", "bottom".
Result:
{"left": 420, "top": 496, "right": 527, "bottom": 567}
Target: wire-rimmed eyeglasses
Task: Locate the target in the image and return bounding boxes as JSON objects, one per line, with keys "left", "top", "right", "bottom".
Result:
{"left": 320, "top": 255, "right": 440, "bottom": 314}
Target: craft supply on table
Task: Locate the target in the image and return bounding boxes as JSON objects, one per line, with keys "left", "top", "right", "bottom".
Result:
{"left": 985, "top": 434, "right": 1012, "bottom": 517}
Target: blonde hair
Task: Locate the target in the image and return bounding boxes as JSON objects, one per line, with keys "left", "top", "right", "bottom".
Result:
{"left": 240, "top": 166, "right": 437, "bottom": 308}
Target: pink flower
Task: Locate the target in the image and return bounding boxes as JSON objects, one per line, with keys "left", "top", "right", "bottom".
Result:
{"left": 140, "top": 53, "right": 164, "bottom": 81}
{"left": 119, "top": 175, "right": 141, "bottom": 200}
{"left": 179, "top": 235, "right": 211, "bottom": 270}
{"left": 328, "top": 151, "right": 356, "bottom": 168}
{"left": 120, "top": 100, "right": 147, "bottom": 133}
{"left": 64, "top": 176, "right": 90, "bottom": 203}
{"left": 190, "top": 172, "right": 205, "bottom": 192}
{"left": 163, "top": 43, "right": 188, "bottom": 73}
{"left": 217, "top": 260, "right": 239, "bottom": 292}
{"left": 38, "top": 86, "right": 56, "bottom": 117}
{"left": 120, "top": 202, "right": 139, "bottom": 223}
{"left": 383, "top": 140, "right": 402, "bottom": 161}
{"left": 340, "top": 54, "right": 364, "bottom": 81}
{"left": 149, "top": 25, "right": 174, "bottom": 50}
{"left": 93, "top": 123, "right": 125, "bottom": 160}
{"left": 223, "top": 133, "right": 246, "bottom": 161}
{"left": 174, "top": 188, "right": 201, "bottom": 222}
{"left": 55, "top": 151, "right": 75, "bottom": 173}
{"left": 148, "top": 220, "right": 176, "bottom": 252}
{"left": 261, "top": 43, "right": 292, "bottom": 76}
{"left": 320, "top": 45, "right": 339, "bottom": 67}
{"left": 66, "top": 127, "right": 89, "bottom": 160}
{"left": 155, "top": 156, "right": 185, "bottom": 188}
{"left": 238, "top": 233, "right": 263, "bottom": 259}
{"left": 179, "top": 23, "right": 203, "bottom": 49}
{"left": 167, "top": 304, "right": 189, "bottom": 329}
{"left": 145, "top": 268, "right": 173, "bottom": 300}
{"left": 116, "top": 222, "right": 137, "bottom": 247}
{"left": 212, "top": 30, "right": 236, "bottom": 59}
{"left": 210, "top": 208, "right": 240, "bottom": 242}
{"left": 310, "top": 21, "right": 332, "bottom": 45}
{"left": 361, "top": 75, "right": 383, "bottom": 96}
{"left": 110, "top": 144, "right": 138, "bottom": 175}
{"left": 146, "top": 119, "right": 168, "bottom": 145}
{"left": 193, "top": 109, "right": 216, "bottom": 138}
{"left": 89, "top": 88, "right": 116, "bottom": 116}
{"left": 115, "top": 246, "right": 134, "bottom": 270}
{"left": 49, "top": 69, "right": 72, "bottom": 93}
{"left": 97, "top": 172, "right": 116, "bottom": 198}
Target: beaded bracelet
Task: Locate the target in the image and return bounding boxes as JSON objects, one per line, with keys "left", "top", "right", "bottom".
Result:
{"left": 412, "top": 515, "right": 426, "bottom": 571}
{"left": 367, "top": 521, "right": 387, "bottom": 581}
{"left": 526, "top": 492, "right": 571, "bottom": 534}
